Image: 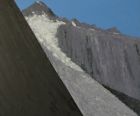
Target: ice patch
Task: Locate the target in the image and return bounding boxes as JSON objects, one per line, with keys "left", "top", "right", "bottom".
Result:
{"left": 25, "top": 14, "right": 83, "bottom": 72}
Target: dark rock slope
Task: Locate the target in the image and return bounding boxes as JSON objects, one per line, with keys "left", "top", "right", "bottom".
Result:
{"left": 0, "top": 0, "right": 82, "bottom": 116}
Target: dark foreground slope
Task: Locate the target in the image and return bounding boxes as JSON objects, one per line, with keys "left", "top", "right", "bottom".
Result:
{"left": 0, "top": 0, "right": 82, "bottom": 116}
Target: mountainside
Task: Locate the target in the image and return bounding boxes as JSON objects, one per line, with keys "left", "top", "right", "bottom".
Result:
{"left": 22, "top": 1, "right": 140, "bottom": 116}
{"left": 57, "top": 19, "right": 140, "bottom": 100}
{"left": 0, "top": 0, "right": 82, "bottom": 115}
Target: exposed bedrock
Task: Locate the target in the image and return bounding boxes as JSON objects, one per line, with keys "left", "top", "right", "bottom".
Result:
{"left": 57, "top": 23, "right": 140, "bottom": 100}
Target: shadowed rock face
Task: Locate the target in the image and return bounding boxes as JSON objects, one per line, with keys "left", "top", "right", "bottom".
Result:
{"left": 58, "top": 22, "right": 140, "bottom": 99}
{"left": 57, "top": 23, "right": 140, "bottom": 100}
{"left": 0, "top": 0, "right": 82, "bottom": 116}
{"left": 56, "top": 23, "right": 140, "bottom": 114}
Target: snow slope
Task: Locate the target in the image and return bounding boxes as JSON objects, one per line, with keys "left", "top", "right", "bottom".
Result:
{"left": 25, "top": 14, "right": 82, "bottom": 72}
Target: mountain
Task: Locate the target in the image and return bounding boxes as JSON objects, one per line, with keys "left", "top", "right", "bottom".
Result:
{"left": 22, "top": 1, "right": 56, "bottom": 18}
{"left": 0, "top": 0, "right": 82, "bottom": 116}
{"left": 22, "top": 1, "right": 140, "bottom": 116}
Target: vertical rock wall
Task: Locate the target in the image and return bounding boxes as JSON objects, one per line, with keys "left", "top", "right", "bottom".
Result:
{"left": 57, "top": 24, "right": 140, "bottom": 100}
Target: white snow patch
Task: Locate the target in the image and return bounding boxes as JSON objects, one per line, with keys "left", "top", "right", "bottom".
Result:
{"left": 32, "top": 11, "right": 35, "bottom": 14}
{"left": 113, "top": 32, "right": 120, "bottom": 35}
{"left": 25, "top": 14, "right": 83, "bottom": 72}
{"left": 72, "top": 21, "right": 77, "bottom": 27}
{"left": 36, "top": 1, "right": 43, "bottom": 5}
{"left": 90, "top": 28, "right": 95, "bottom": 31}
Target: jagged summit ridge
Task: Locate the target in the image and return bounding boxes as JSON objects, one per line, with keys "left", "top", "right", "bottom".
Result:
{"left": 22, "top": 1, "right": 56, "bottom": 18}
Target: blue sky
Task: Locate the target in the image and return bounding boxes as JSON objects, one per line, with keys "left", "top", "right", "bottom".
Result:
{"left": 16, "top": 0, "right": 140, "bottom": 37}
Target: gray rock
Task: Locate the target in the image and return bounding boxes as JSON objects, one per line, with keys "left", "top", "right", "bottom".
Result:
{"left": 56, "top": 23, "right": 140, "bottom": 101}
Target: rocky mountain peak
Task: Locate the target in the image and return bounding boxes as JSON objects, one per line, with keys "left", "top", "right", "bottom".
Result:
{"left": 22, "top": 1, "right": 56, "bottom": 18}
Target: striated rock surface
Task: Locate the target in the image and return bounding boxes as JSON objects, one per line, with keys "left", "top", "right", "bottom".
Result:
{"left": 23, "top": 1, "right": 139, "bottom": 116}
{"left": 57, "top": 18, "right": 140, "bottom": 101}
{"left": 0, "top": 0, "right": 82, "bottom": 115}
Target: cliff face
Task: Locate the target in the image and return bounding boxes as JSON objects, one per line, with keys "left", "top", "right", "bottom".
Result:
{"left": 57, "top": 23, "right": 140, "bottom": 100}
{"left": 0, "top": 0, "right": 82, "bottom": 115}
{"left": 22, "top": 1, "right": 139, "bottom": 116}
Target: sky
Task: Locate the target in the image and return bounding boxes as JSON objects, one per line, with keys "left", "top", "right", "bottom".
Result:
{"left": 16, "top": 0, "right": 140, "bottom": 37}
